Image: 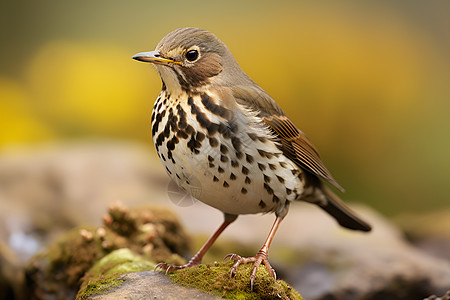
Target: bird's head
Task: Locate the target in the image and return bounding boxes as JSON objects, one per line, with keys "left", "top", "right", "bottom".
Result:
{"left": 133, "top": 27, "right": 250, "bottom": 96}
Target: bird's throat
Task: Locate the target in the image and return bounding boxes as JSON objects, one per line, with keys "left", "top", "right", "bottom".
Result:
{"left": 157, "top": 65, "right": 184, "bottom": 99}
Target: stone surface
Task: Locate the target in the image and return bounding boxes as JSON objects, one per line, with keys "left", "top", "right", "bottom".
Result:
{"left": 86, "top": 271, "right": 220, "bottom": 300}
{"left": 2, "top": 142, "right": 450, "bottom": 300}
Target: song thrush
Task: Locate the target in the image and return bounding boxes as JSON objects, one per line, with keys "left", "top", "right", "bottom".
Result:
{"left": 133, "top": 27, "right": 371, "bottom": 288}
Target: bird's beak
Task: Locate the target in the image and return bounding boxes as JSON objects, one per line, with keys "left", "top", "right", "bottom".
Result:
{"left": 132, "top": 51, "right": 182, "bottom": 66}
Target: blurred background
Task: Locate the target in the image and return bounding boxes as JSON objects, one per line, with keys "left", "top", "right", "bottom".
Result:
{"left": 1, "top": 1, "right": 450, "bottom": 298}
{"left": 1, "top": 0, "right": 449, "bottom": 215}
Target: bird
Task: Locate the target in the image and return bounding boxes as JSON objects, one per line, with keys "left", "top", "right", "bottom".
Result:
{"left": 133, "top": 27, "right": 371, "bottom": 288}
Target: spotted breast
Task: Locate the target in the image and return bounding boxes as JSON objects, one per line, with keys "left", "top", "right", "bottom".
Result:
{"left": 152, "top": 88, "right": 304, "bottom": 217}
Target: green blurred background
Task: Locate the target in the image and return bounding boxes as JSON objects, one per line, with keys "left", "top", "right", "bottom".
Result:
{"left": 1, "top": 0, "right": 449, "bottom": 216}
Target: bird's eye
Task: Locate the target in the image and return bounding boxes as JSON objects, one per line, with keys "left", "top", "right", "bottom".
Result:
{"left": 185, "top": 49, "right": 199, "bottom": 62}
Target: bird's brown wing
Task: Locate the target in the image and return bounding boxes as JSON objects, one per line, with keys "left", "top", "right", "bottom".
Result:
{"left": 232, "top": 85, "right": 371, "bottom": 232}
{"left": 263, "top": 114, "right": 344, "bottom": 192}
{"left": 232, "top": 85, "right": 344, "bottom": 192}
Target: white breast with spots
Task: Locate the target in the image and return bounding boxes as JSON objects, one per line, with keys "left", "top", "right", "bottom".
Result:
{"left": 152, "top": 91, "right": 304, "bottom": 217}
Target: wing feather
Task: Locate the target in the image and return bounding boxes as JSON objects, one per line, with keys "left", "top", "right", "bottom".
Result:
{"left": 264, "top": 115, "right": 344, "bottom": 192}
{"left": 231, "top": 85, "right": 344, "bottom": 192}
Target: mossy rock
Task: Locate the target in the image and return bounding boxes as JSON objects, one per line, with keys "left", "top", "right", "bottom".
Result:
{"left": 77, "top": 248, "right": 156, "bottom": 299}
{"left": 25, "top": 225, "right": 116, "bottom": 299}
{"left": 25, "top": 205, "right": 189, "bottom": 299}
{"left": 169, "top": 261, "right": 303, "bottom": 300}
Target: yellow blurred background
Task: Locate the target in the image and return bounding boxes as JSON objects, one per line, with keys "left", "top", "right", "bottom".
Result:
{"left": 1, "top": 1, "right": 449, "bottom": 216}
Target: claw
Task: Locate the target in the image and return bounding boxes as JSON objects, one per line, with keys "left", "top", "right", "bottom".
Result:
{"left": 154, "top": 262, "right": 169, "bottom": 272}
{"left": 263, "top": 259, "right": 277, "bottom": 280}
{"left": 222, "top": 252, "right": 277, "bottom": 290}
{"left": 231, "top": 260, "right": 243, "bottom": 277}
{"left": 223, "top": 253, "right": 241, "bottom": 263}
{"left": 155, "top": 263, "right": 177, "bottom": 274}
{"left": 154, "top": 258, "right": 201, "bottom": 275}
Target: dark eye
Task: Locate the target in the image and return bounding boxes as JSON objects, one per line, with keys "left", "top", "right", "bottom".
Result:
{"left": 185, "top": 49, "right": 199, "bottom": 62}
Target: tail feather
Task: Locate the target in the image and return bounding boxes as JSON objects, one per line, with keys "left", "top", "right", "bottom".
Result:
{"left": 319, "top": 186, "right": 372, "bottom": 232}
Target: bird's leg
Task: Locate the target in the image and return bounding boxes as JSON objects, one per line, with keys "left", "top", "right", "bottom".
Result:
{"left": 156, "top": 214, "right": 237, "bottom": 274}
{"left": 225, "top": 216, "right": 283, "bottom": 290}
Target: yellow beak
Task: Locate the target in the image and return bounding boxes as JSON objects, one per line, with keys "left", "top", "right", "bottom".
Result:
{"left": 132, "top": 51, "right": 182, "bottom": 66}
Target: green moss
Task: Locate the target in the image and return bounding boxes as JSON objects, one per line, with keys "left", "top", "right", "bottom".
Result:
{"left": 76, "top": 248, "right": 156, "bottom": 300}
{"left": 168, "top": 261, "right": 303, "bottom": 300}
{"left": 26, "top": 205, "right": 191, "bottom": 299}
{"left": 77, "top": 276, "right": 124, "bottom": 300}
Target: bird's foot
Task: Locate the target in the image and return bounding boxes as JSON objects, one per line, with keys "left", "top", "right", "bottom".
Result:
{"left": 224, "top": 250, "right": 276, "bottom": 290}
{"left": 155, "top": 256, "right": 201, "bottom": 275}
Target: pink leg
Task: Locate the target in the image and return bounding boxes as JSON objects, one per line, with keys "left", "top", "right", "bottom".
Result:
{"left": 225, "top": 216, "right": 283, "bottom": 290}
{"left": 156, "top": 214, "right": 237, "bottom": 273}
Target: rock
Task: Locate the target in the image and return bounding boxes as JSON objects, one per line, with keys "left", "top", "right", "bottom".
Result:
{"left": 25, "top": 205, "right": 190, "bottom": 300}
{"left": 77, "top": 249, "right": 156, "bottom": 299}
{"left": 83, "top": 262, "right": 303, "bottom": 300}
{"left": 168, "top": 262, "right": 303, "bottom": 300}
{"left": 85, "top": 271, "right": 220, "bottom": 300}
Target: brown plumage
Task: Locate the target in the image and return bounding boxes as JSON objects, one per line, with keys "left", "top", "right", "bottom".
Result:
{"left": 233, "top": 85, "right": 371, "bottom": 231}
{"left": 133, "top": 27, "right": 371, "bottom": 289}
